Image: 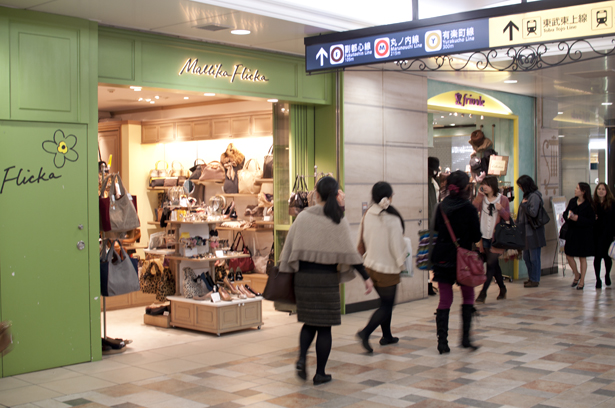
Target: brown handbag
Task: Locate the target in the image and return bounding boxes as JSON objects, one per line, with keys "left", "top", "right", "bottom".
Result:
{"left": 199, "top": 161, "right": 225, "bottom": 182}
{"left": 263, "top": 266, "right": 296, "bottom": 304}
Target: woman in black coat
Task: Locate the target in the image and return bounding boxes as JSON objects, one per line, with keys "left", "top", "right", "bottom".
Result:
{"left": 564, "top": 182, "right": 595, "bottom": 290}
{"left": 431, "top": 171, "right": 482, "bottom": 354}
{"left": 593, "top": 183, "right": 615, "bottom": 288}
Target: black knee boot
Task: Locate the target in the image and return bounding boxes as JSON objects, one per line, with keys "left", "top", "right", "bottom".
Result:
{"left": 435, "top": 309, "right": 450, "bottom": 354}
{"left": 461, "top": 305, "right": 479, "bottom": 351}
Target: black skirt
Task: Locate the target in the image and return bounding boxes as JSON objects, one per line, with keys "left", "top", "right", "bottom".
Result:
{"left": 294, "top": 262, "right": 340, "bottom": 326}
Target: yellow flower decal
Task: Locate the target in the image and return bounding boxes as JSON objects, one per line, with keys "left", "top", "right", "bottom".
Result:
{"left": 43, "top": 130, "right": 79, "bottom": 168}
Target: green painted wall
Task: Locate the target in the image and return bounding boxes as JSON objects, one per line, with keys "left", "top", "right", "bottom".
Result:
{"left": 314, "top": 75, "right": 340, "bottom": 186}
{"left": 99, "top": 28, "right": 332, "bottom": 105}
{"left": 0, "top": 7, "right": 100, "bottom": 376}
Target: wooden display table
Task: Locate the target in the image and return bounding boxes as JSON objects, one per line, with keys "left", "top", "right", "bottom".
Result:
{"left": 168, "top": 295, "right": 263, "bottom": 336}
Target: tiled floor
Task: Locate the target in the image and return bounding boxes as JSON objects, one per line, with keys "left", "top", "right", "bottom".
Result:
{"left": 2, "top": 267, "right": 615, "bottom": 408}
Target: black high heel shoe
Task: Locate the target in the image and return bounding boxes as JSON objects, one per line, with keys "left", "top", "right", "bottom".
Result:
{"left": 577, "top": 283, "right": 584, "bottom": 290}
{"left": 244, "top": 285, "right": 261, "bottom": 296}
{"left": 571, "top": 278, "right": 579, "bottom": 287}
{"left": 296, "top": 359, "right": 306, "bottom": 380}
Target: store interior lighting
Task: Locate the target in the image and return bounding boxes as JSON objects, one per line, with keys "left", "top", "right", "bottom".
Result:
{"left": 588, "top": 138, "right": 607, "bottom": 149}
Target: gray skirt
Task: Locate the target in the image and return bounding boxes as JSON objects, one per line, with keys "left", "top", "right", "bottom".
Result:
{"left": 294, "top": 267, "right": 340, "bottom": 327}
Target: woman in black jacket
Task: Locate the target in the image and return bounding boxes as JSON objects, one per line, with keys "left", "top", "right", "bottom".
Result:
{"left": 564, "top": 182, "right": 595, "bottom": 290}
{"left": 593, "top": 183, "right": 615, "bottom": 288}
{"left": 431, "top": 171, "right": 482, "bottom": 354}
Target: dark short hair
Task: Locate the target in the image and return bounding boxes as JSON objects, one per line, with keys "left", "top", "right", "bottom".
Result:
{"left": 480, "top": 176, "right": 499, "bottom": 195}
{"left": 447, "top": 170, "right": 470, "bottom": 199}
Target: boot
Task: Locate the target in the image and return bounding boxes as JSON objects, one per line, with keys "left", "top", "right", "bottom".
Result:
{"left": 428, "top": 282, "right": 437, "bottom": 296}
{"left": 475, "top": 292, "right": 486, "bottom": 304}
{"left": 496, "top": 286, "right": 507, "bottom": 300}
{"left": 461, "top": 305, "right": 479, "bottom": 351}
{"left": 435, "top": 309, "right": 450, "bottom": 354}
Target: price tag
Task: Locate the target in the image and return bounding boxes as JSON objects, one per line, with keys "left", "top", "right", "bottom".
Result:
{"left": 211, "top": 293, "right": 221, "bottom": 303}
{"left": 215, "top": 250, "right": 224, "bottom": 258}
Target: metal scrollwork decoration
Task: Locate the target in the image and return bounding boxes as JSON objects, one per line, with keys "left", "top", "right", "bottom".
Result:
{"left": 394, "top": 37, "right": 615, "bottom": 72}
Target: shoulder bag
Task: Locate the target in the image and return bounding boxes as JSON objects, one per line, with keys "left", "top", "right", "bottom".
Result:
{"left": 526, "top": 197, "right": 550, "bottom": 229}
{"left": 199, "top": 161, "right": 225, "bottom": 182}
{"left": 100, "top": 240, "right": 140, "bottom": 297}
{"left": 440, "top": 208, "right": 486, "bottom": 288}
{"left": 288, "top": 175, "right": 309, "bottom": 216}
{"left": 100, "top": 174, "right": 140, "bottom": 232}
{"left": 492, "top": 218, "right": 525, "bottom": 250}
{"left": 229, "top": 233, "right": 255, "bottom": 273}
{"left": 263, "top": 145, "right": 274, "bottom": 179}
{"left": 238, "top": 159, "right": 262, "bottom": 194}
{"left": 559, "top": 222, "right": 568, "bottom": 240}
{"left": 149, "top": 160, "right": 169, "bottom": 186}
{"left": 263, "top": 266, "right": 296, "bottom": 304}
{"left": 189, "top": 159, "right": 206, "bottom": 180}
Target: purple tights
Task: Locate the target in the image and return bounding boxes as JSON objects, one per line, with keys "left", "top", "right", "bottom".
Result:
{"left": 437, "top": 282, "right": 474, "bottom": 309}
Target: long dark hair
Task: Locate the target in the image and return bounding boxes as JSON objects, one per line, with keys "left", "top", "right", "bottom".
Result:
{"left": 516, "top": 175, "right": 538, "bottom": 199}
{"left": 594, "top": 182, "right": 614, "bottom": 210}
{"left": 578, "top": 182, "right": 593, "bottom": 208}
{"left": 317, "top": 176, "right": 344, "bottom": 224}
{"left": 447, "top": 170, "right": 470, "bottom": 200}
{"left": 371, "top": 181, "right": 405, "bottom": 233}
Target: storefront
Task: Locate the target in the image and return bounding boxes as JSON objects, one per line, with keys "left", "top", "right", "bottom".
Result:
{"left": 0, "top": 7, "right": 334, "bottom": 377}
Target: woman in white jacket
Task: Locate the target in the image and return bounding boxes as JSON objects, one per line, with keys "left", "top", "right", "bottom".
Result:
{"left": 356, "top": 182, "right": 407, "bottom": 353}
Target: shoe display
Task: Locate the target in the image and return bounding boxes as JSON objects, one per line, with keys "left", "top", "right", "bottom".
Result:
{"left": 313, "top": 373, "right": 332, "bottom": 385}
{"left": 218, "top": 287, "right": 232, "bottom": 301}
{"left": 244, "top": 285, "right": 261, "bottom": 296}
{"left": 379, "top": 337, "right": 399, "bottom": 346}
{"left": 356, "top": 330, "right": 373, "bottom": 353}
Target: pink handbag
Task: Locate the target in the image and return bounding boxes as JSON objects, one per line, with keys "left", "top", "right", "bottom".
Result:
{"left": 198, "top": 161, "right": 225, "bottom": 182}
{"left": 440, "top": 208, "right": 486, "bottom": 288}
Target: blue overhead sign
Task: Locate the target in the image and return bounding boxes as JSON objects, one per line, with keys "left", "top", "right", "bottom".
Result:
{"left": 305, "top": 18, "right": 490, "bottom": 72}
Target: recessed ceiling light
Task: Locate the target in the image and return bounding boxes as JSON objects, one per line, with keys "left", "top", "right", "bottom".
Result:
{"left": 267, "top": 99, "right": 278, "bottom": 103}
{"left": 231, "top": 29, "right": 251, "bottom": 35}
{"left": 481, "top": 115, "right": 484, "bottom": 120}
{"left": 504, "top": 80, "right": 517, "bottom": 84}
{"left": 558, "top": 134, "right": 565, "bottom": 138}
{"left": 454, "top": 112, "right": 458, "bottom": 116}
{"left": 603, "top": 102, "right": 612, "bottom": 106}
{"left": 129, "top": 86, "right": 139, "bottom": 89}
{"left": 150, "top": 101, "right": 155, "bottom": 104}
{"left": 449, "top": 113, "right": 452, "bottom": 116}
{"left": 138, "top": 98, "right": 143, "bottom": 101}
{"left": 145, "top": 99, "right": 151, "bottom": 102}
{"left": 184, "top": 97, "right": 189, "bottom": 100}
{"left": 558, "top": 112, "right": 564, "bottom": 114}
{"left": 155, "top": 96, "right": 160, "bottom": 99}
{"left": 204, "top": 93, "right": 216, "bottom": 96}
{"left": 440, "top": 116, "right": 444, "bottom": 118}
{"left": 133, "top": 88, "right": 142, "bottom": 91}
{"left": 451, "top": 124, "right": 455, "bottom": 126}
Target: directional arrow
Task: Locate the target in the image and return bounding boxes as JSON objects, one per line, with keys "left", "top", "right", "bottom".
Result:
{"left": 503, "top": 20, "right": 519, "bottom": 42}
{"left": 316, "top": 48, "right": 328, "bottom": 66}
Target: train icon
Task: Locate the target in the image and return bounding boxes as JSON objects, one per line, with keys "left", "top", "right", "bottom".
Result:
{"left": 597, "top": 10, "right": 608, "bottom": 27}
{"left": 527, "top": 19, "right": 537, "bottom": 35}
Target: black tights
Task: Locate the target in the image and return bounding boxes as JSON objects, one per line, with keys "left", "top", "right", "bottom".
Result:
{"left": 299, "top": 324, "right": 332, "bottom": 376}
{"left": 479, "top": 247, "right": 506, "bottom": 295}
{"left": 594, "top": 255, "right": 613, "bottom": 282}
{"left": 361, "top": 285, "right": 397, "bottom": 339}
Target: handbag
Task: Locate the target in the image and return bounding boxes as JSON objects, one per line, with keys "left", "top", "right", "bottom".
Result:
{"left": 149, "top": 160, "right": 169, "bottom": 186}
{"left": 199, "top": 161, "right": 225, "bottom": 182}
{"left": 163, "top": 177, "right": 178, "bottom": 187}
{"left": 229, "top": 233, "right": 255, "bottom": 273}
{"left": 245, "top": 205, "right": 264, "bottom": 218}
{"left": 189, "top": 159, "right": 206, "bottom": 180}
{"left": 492, "top": 218, "right": 525, "bottom": 250}
{"left": 100, "top": 240, "right": 140, "bottom": 297}
{"left": 416, "top": 229, "right": 436, "bottom": 270}
{"left": 238, "top": 159, "right": 262, "bottom": 194}
{"left": 170, "top": 161, "right": 191, "bottom": 178}
{"left": 140, "top": 260, "right": 162, "bottom": 293}
{"left": 440, "top": 208, "right": 486, "bottom": 288}
{"left": 288, "top": 175, "right": 309, "bottom": 216}
{"left": 526, "top": 201, "right": 550, "bottom": 229}
{"left": 182, "top": 267, "right": 207, "bottom": 299}
{"left": 222, "top": 163, "right": 239, "bottom": 194}
{"left": 0, "top": 321, "right": 13, "bottom": 356}
{"left": 157, "top": 267, "right": 176, "bottom": 301}
{"left": 252, "top": 238, "right": 269, "bottom": 274}
{"left": 263, "top": 145, "right": 274, "bottom": 179}
{"left": 263, "top": 265, "right": 296, "bottom": 303}
{"left": 559, "top": 222, "right": 568, "bottom": 240}
{"left": 99, "top": 174, "right": 140, "bottom": 232}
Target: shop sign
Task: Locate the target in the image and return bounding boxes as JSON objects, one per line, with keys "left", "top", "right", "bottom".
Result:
{"left": 428, "top": 91, "right": 513, "bottom": 116}
{"left": 305, "top": 19, "right": 489, "bottom": 72}
{"left": 178, "top": 58, "right": 269, "bottom": 83}
{"left": 489, "top": 0, "right": 615, "bottom": 48}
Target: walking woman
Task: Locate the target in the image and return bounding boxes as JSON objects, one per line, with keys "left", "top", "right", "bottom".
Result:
{"left": 356, "top": 182, "right": 407, "bottom": 353}
{"left": 563, "top": 182, "right": 595, "bottom": 290}
{"left": 516, "top": 175, "right": 547, "bottom": 288}
{"left": 593, "top": 183, "right": 615, "bottom": 288}
{"left": 431, "top": 171, "right": 482, "bottom": 354}
{"left": 279, "top": 176, "right": 373, "bottom": 385}
{"left": 472, "top": 176, "right": 510, "bottom": 303}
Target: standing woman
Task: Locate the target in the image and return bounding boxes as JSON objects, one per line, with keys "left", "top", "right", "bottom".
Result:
{"left": 356, "top": 182, "right": 407, "bottom": 353}
{"left": 563, "top": 182, "right": 595, "bottom": 290}
{"left": 516, "top": 175, "right": 547, "bottom": 288}
{"left": 431, "top": 171, "right": 482, "bottom": 354}
{"left": 472, "top": 176, "right": 510, "bottom": 303}
{"left": 279, "top": 176, "right": 373, "bottom": 385}
{"left": 593, "top": 183, "right": 615, "bottom": 288}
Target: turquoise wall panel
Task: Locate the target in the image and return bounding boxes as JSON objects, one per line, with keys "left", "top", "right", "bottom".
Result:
{"left": 10, "top": 22, "right": 79, "bottom": 122}
{"left": 99, "top": 35, "right": 134, "bottom": 81}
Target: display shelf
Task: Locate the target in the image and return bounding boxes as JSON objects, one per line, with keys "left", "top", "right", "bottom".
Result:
{"left": 144, "top": 249, "right": 176, "bottom": 256}
{"left": 217, "top": 227, "right": 272, "bottom": 232}
{"left": 253, "top": 221, "right": 274, "bottom": 226}
{"left": 166, "top": 253, "right": 251, "bottom": 262}
{"left": 254, "top": 178, "right": 273, "bottom": 185}
{"left": 147, "top": 186, "right": 172, "bottom": 191}
{"left": 147, "top": 221, "right": 162, "bottom": 226}
{"left": 168, "top": 220, "right": 225, "bottom": 225}
{"left": 220, "top": 193, "right": 258, "bottom": 198}
{"left": 193, "top": 180, "right": 224, "bottom": 185}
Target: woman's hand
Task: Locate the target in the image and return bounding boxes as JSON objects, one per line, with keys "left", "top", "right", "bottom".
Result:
{"left": 495, "top": 203, "right": 503, "bottom": 211}
{"left": 364, "top": 278, "right": 374, "bottom": 295}
{"left": 569, "top": 212, "right": 578, "bottom": 221}
{"left": 522, "top": 198, "right": 528, "bottom": 203}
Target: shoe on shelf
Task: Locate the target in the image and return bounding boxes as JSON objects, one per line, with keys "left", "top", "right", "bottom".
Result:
{"left": 244, "top": 285, "right": 261, "bottom": 296}
{"left": 379, "top": 337, "right": 399, "bottom": 346}
{"left": 313, "top": 373, "right": 332, "bottom": 385}
{"left": 356, "top": 330, "right": 373, "bottom": 353}
{"left": 524, "top": 281, "right": 539, "bottom": 288}
{"left": 475, "top": 292, "right": 486, "bottom": 304}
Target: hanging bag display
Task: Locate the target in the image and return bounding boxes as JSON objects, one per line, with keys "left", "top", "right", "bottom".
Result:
{"left": 288, "top": 175, "right": 309, "bottom": 216}
{"left": 492, "top": 218, "right": 525, "bottom": 250}
{"left": 222, "top": 162, "right": 239, "bottom": 194}
{"left": 189, "top": 159, "right": 206, "bottom": 180}
{"left": 199, "top": 161, "right": 225, "bottom": 182}
{"left": 440, "top": 208, "right": 486, "bottom": 288}
{"left": 238, "top": 159, "right": 262, "bottom": 194}
{"left": 263, "top": 145, "right": 274, "bottom": 179}
{"left": 170, "top": 160, "right": 190, "bottom": 185}
{"left": 99, "top": 174, "right": 140, "bottom": 232}
{"left": 100, "top": 240, "right": 140, "bottom": 297}
{"left": 229, "top": 233, "right": 255, "bottom": 273}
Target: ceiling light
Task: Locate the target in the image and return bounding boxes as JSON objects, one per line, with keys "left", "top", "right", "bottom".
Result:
{"left": 589, "top": 138, "right": 607, "bottom": 149}
{"left": 449, "top": 113, "right": 452, "bottom": 116}
{"left": 145, "top": 99, "right": 151, "bottom": 102}
{"left": 129, "top": 86, "right": 139, "bottom": 89}
{"left": 451, "top": 124, "right": 455, "bottom": 126}
{"left": 454, "top": 112, "right": 458, "bottom": 116}
{"left": 558, "top": 135, "right": 565, "bottom": 138}
{"left": 441, "top": 116, "right": 444, "bottom": 118}
{"left": 267, "top": 99, "right": 278, "bottom": 103}
{"left": 558, "top": 112, "right": 564, "bottom": 114}
{"left": 481, "top": 115, "right": 484, "bottom": 120}
{"left": 602, "top": 102, "right": 612, "bottom": 106}
{"left": 204, "top": 93, "right": 216, "bottom": 96}
{"left": 281, "top": 108, "right": 286, "bottom": 112}
{"left": 184, "top": 97, "right": 189, "bottom": 100}
{"left": 504, "top": 80, "right": 517, "bottom": 84}
{"left": 138, "top": 98, "right": 143, "bottom": 101}
{"left": 133, "top": 88, "right": 142, "bottom": 91}
{"left": 150, "top": 101, "right": 155, "bottom": 104}
{"left": 231, "top": 29, "right": 251, "bottom": 35}
{"left": 155, "top": 96, "right": 160, "bottom": 99}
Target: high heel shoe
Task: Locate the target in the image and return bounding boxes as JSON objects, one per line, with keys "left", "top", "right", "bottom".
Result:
{"left": 577, "top": 283, "right": 584, "bottom": 290}
{"left": 223, "top": 277, "right": 241, "bottom": 295}
{"left": 218, "top": 287, "right": 232, "bottom": 301}
{"left": 238, "top": 285, "right": 255, "bottom": 298}
{"left": 571, "top": 278, "right": 579, "bottom": 287}
{"left": 244, "top": 285, "right": 261, "bottom": 296}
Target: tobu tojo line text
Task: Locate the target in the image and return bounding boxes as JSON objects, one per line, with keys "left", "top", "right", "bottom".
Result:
{"left": 1, "top": 166, "right": 62, "bottom": 194}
